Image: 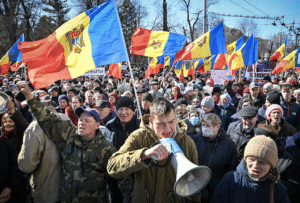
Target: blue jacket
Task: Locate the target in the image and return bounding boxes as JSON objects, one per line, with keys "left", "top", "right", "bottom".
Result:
{"left": 218, "top": 104, "right": 236, "bottom": 131}
{"left": 280, "top": 98, "right": 300, "bottom": 131}
{"left": 211, "top": 160, "right": 290, "bottom": 203}
{"left": 101, "top": 110, "right": 117, "bottom": 126}
{"left": 191, "top": 129, "right": 238, "bottom": 202}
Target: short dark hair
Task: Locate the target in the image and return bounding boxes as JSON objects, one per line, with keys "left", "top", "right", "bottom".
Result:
{"left": 72, "top": 96, "right": 83, "bottom": 104}
{"left": 150, "top": 97, "right": 174, "bottom": 118}
{"left": 203, "top": 113, "right": 222, "bottom": 126}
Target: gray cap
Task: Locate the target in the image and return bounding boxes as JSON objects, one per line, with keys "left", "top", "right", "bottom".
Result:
{"left": 249, "top": 82, "right": 259, "bottom": 90}
{"left": 239, "top": 106, "right": 258, "bottom": 118}
{"left": 201, "top": 96, "right": 215, "bottom": 109}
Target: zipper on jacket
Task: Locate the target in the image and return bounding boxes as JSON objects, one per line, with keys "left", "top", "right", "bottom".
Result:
{"left": 145, "top": 189, "right": 150, "bottom": 203}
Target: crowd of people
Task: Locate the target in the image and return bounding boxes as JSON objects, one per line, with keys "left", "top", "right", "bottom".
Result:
{"left": 0, "top": 67, "right": 300, "bottom": 203}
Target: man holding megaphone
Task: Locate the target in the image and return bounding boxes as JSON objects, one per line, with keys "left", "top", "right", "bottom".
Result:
{"left": 107, "top": 97, "right": 203, "bottom": 203}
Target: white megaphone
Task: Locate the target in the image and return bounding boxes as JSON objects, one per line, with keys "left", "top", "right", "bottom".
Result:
{"left": 151, "top": 138, "right": 211, "bottom": 197}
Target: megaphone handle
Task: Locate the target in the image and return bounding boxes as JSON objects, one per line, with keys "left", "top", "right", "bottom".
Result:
{"left": 151, "top": 154, "right": 173, "bottom": 168}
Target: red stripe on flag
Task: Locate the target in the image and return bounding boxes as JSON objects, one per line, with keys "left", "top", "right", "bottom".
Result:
{"left": 214, "top": 54, "right": 227, "bottom": 70}
{"left": 197, "top": 63, "right": 205, "bottom": 74}
{"left": 271, "top": 60, "right": 287, "bottom": 75}
{"left": 11, "top": 62, "right": 22, "bottom": 72}
{"left": 174, "top": 42, "right": 194, "bottom": 63}
{"left": 108, "top": 63, "right": 122, "bottom": 79}
{"left": 130, "top": 28, "right": 151, "bottom": 56}
{"left": 270, "top": 51, "right": 281, "bottom": 62}
{"left": 0, "top": 62, "right": 11, "bottom": 75}
{"left": 18, "top": 32, "right": 71, "bottom": 89}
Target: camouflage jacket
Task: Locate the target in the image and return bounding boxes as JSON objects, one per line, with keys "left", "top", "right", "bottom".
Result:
{"left": 107, "top": 114, "right": 201, "bottom": 203}
{"left": 27, "top": 97, "right": 116, "bottom": 203}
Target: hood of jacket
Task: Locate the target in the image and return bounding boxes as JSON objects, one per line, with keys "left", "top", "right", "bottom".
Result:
{"left": 140, "top": 114, "right": 187, "bottom": 141}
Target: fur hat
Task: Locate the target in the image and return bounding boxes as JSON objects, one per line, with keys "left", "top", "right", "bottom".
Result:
{"left": 244, "top": 135, "right": 278, "bottom": 169}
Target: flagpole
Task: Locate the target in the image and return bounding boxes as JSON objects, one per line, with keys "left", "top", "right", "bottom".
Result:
{"left": 112, "top": 0, "right": 142, "bottom": 117}
{"left": 252, "top": 65, "right": 255, "bottom": 82}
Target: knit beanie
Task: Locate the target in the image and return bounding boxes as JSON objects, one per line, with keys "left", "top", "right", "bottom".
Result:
{"left": 201, "top": 96, "right": 215, "bottom": 109}
{"left": 244, "top": 135, "right": 278, "bottom": 169}
{"left": 263, "top": 83, "right": 273, "bottom": 93}
{"left": 142, "top": 92, "right": 153, "bottom": 103}
{"left": 265, "top": 104, "right": 283, "bottom": 120}
{"left": 175, "top": 98, "right": 188, "bottom": 108}
{"left": 266, "top": 91, "right": 281, "bottom": 105}
{"left": 58, "top": 94, "right": 69, "bottom": 103}
{"left": 116, "top": 96, "right": 135, "bottom": 112}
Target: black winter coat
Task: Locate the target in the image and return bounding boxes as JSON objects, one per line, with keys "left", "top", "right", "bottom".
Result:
{"left": 227, "top": 120, "right": 256, "bottom": 160}
{"left": 237, "top": 94, "right": 265, "bottom": 109}
{"left": 191, "top": 129, "right": 239, "bottom": 202}
{"left": 211, "top": 160, "right": 290, "bottom": 203}
{"left": 218, "top": 104, "right": 236, "bottom": 131}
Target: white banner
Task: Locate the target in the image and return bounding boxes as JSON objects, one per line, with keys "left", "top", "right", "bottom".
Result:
{"left": 82, "top": 67, "right": 105, "bottom": 77}
{"left": 211, "top": 70, "right": 232, "bottom": 85}
{"left": 245, "top": 71, "right": 274, "bottom": 80}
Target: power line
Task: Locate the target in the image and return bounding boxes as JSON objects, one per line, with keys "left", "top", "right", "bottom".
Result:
{"left": 243, "top": 0, "right": 271, "bottom": 18}
{"left": 228, "top": 0, "right": 259, "bottom": 16}
{"left": 210, "top": 12, "right": 284, "bottom": 21}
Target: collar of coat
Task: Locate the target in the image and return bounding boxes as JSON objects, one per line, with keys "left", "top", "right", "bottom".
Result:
{"left": 140, "top": 114, "right": 187, "bottom": 141}
{"left": 74, "top": 129, "right": 105, "bottom": 148}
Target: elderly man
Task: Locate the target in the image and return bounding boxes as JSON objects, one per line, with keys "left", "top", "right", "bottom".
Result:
{"left": 107, "top": 97, "right": 200, "bottom": 203}
{"left": 238, "top": 82, "right": 265, "bottom": 108}
{"left": 227, "top": 106, "right": 259, "bottom": 160}
{"left": 17, "top": 81, "right": 116, "bottom": 203}
{"left": 149, "top": 79, "right": 163, "bottom": 99}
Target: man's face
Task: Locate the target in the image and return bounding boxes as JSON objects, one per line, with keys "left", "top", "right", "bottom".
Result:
{"left": 242, "top": 115, "right": 258, "bottom": 130}
{"left": 294, "top": 92, "right": 300, "bottom": 102}
{"left": 220, "top": 97, "right": 227, "bottom": 106}
{"left": 232, "top": 85, "right": 239, "bottom": 92}
{"left": 163, "top": 81, "right": 169, "bottom": 87}
{"left": 142, "top": 100, "right": 151, "bottom": 110}
{"left": 59, "top": 99, "right": 68, "bottom": 109}
{"left": 250, "top": 87, "right": 259, "bottom": 98}
{"left": 270, "top": 109, "right": 282, "bottom": 124}
{"left": 202, "top": 106, "right": 213, "bottom": 114}
{"left": 137, "top": 93, "right": 144, "bottom": 101}
{"left": 93, "top": 82, "right": 100, "bottom": 87}
{"left": 77, "top": 112, "right": 99, "bottom": 139}
{"left": 246, "top": 157, "right": 271, "bottom": 179}
{"left": 177, "top": 104, "right": 187, "bottom": 113}
{"left": 88, "top": 84, "right": 93, "bottom": 90}
{"left": 87, "top": 92, "right": 93, "bottom": 101}
{"left": 97, "top": 107, "right": 111, "bottom": 120}
{"left": 150, "top": 110, "right": 176, "bottom": 138}
{"left": 52, "top": 90, "right": 59, "bottom": 97}
{"left": 187, "top": 90, "right": 193, "bottom": 97}
{"left": 151, "top": 84, "right": 158, "bottom": 91}
{"left": 72, "top": 98, "right": 81, "bottom": 109}
{"left": 68, "top": 91, "right": 75, "bottom": 101}
{"left": 117, "top": 107, "right": 134, "bottom": 123}
{"left": 282, "top": 87, "right": 292, "bottom": 102}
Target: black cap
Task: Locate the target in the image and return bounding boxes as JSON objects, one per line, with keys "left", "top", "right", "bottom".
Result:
{"left": 142, "top": 93, "right": 153, "bottom": 102}
{"left": 116, "top": 96, "right": 135, "bottom": 112}
{"left": 136, "top": 88, "right": 146, "bottom": 93}
{"left": 4, "top": 90, "right": 14, "bottom": 99}
{"left": 239, "top": 106, "right": 258, "bottom": 118}
{"left": 96, "top": 100, "right": 111, "bottom": 108}
{"left": 263, "top": 75, "right": 271, "bottom": 82}
{"left": 266, "top": 91, "right": 281, "bottom": 105}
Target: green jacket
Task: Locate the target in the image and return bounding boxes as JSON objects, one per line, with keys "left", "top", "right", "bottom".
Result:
{"left": 107, "top": 114, "right": 201, "bottom": 203}
{"left": 28, "top": 97, "right": 116, "bottom": 203}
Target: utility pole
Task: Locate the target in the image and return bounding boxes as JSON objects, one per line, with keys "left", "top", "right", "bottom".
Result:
{"left": 203, "top": 0, "right": 207, "bottom": 33}
{"left": 163, "top": 0, "right": 168, "bottom": 31}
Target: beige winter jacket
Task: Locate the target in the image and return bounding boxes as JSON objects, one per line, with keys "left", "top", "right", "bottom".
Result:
{"left": 18, "top": 113, "right": 70, "bottom": 203}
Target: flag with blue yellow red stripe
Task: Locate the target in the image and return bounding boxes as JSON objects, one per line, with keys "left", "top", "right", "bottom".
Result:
{"left": 130, "top": 28, "right": 187, "bottom": 57}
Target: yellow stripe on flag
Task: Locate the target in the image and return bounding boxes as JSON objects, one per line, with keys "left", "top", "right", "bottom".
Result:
{"left": 282, "top": 50, "right": 297, "bottom": 72}
{"left": 144, "top": 31, "right": 169, "bottom": 57}
{"left": 56, "top": 12, "right": 95, "bottom": 78}
{"left": 230, "top": 49, "right": 245, "bottom": 70}
{"left": 191, "top": 32, "right": 211, "bottom": 59}
{"left": 0, "top": 53, "right": 9, "bottom": 65}
{"left": 165, "top": 56, "right": 170, "bottom": 67}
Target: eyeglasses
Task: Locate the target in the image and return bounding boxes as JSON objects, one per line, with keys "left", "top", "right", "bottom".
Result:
{"left": 193, "top": 101, "right": 199, "bottom": 103}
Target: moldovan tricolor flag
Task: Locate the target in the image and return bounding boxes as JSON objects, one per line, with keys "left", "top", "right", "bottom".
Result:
{"left": 108, "top": 63, "right": 122, "bottom": 79}
{"left": 174, "top": 21, "right": 227, "bottom": 63}
{"left": 270, "top": 38, "right": 287, "bottom": 62}
{"left": 18, "top": 0, "right": 128, "bottom": 89}
{"left": 183, "top": 60, "right": 194, "bottom": 77}
{"left": 0, "top": 34, "right": 24, "bottom": 75}
{"left": 228, "top": 34, "right": 255, "bottom": 71}
{"left": 226, "top": 35, "right": 245, "bottom": 59}
{"left": 145, "top": 57, "right": 161, "bottom": 78}
{"left": 130, "top": 28, "right": 187, "bottom": 57}
{"left": 271, "top": 47, "right": 300, "bottom": 75}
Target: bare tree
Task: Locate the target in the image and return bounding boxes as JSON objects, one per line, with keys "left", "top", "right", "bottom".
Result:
{"left": 178, "top": 0, "right": 218, "bottom": 41}
{"left": 237, "top": 18, "right": 259, "bottom": 37}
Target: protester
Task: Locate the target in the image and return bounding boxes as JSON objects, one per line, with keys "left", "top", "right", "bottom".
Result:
{"left": 107, "top": 97, "right": 200, "bottom": 202}
{"left": 192, "top": 113, "right": 238, "bottom": 203}
{"left": 183, "top": 108, "right": 202, "bottom": 136}
{"left": 17, "top": 81, "right": 117, "bottom": 203}
{"left": 135, "top": 92, "right": 153, "bottom": 118}
{"left": 95, "top": 100, "right": 117, "bottom": 126}
{"left": 218, "top": 93, "right": 236, "bottom": 131}
{"left": 211, "top": 135, "right": 290, "bottom": 203}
